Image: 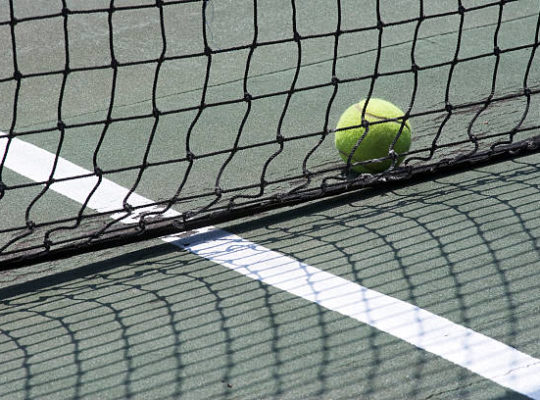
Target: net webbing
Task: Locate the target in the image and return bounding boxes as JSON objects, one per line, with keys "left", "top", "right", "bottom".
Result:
{"left": 1, "top": 0, "right": 539, "bottom": 267}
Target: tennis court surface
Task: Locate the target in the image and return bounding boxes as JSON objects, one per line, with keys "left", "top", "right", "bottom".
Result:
{"left": 1, "top": 1, "right": 540, "bottom": 399}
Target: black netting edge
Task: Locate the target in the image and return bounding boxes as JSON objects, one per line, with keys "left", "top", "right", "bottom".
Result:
{"left": 1, "top": 0, "right": 539, "bottom": 268}
{"left": 1, "top": 133, "right": 537, "bottom": 271}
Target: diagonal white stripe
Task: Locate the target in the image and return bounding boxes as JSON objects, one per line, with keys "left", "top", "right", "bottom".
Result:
{"left": 2, "top": 135, "right": 540, "bottom": 399}
{"left": 1, "top": 137, "right": 178, "bottom": 223}
{"left": 162, "top": 227, "right": 540, "bottom": 399}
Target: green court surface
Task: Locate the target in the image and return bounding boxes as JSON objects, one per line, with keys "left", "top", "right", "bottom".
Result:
{"left": 1, "top": 154, "right": 539, "bottom": 399}
{"left": 1, "top": 1, "right": 540, "bottom": 399}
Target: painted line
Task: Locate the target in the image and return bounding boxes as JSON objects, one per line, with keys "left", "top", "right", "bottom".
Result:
{"left": 1, "top": 137, "right": 178, "bottom": 223}
{"left": 164, "top": 227, "right": 540, "bottom": 399}
{"left": 2, "top": 136, "right": 540, "bottom": 399}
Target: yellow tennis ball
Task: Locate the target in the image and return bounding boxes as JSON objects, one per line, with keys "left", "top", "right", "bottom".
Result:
{"left": 335, "top": 98, "right": 412, "bottom": 173}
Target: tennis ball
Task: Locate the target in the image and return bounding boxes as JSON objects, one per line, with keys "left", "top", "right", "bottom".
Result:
{"left": 335, "top": 98, "right": 411, "bottom": 173}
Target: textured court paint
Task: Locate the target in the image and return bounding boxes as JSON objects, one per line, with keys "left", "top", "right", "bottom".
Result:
{"left": 164, "top": 227, "right": 540, "bottom": 400}
{"left": 2, "top": 136, "right": 540, "bottom": 399}
{"left": 0, "top": 137, "right": 179, "bottom": 223}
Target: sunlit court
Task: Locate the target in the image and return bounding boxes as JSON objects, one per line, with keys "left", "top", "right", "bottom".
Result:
{"left": 1, "top": 1, "right": 540, "bottom": 399}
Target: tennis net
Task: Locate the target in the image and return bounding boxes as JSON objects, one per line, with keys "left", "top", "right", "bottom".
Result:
{"left": 1, "top": 0, "right": 539, "bottom": 267}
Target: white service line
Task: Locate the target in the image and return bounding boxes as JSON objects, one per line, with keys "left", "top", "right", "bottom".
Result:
{"left": 1, "top": 137, "right": 179, "bottom": 224}
{"left": 2, "top": 136, "right": 540, "bottom": 399}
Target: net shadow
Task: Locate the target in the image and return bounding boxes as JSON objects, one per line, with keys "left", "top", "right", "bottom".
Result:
{"left": 0, "top": 156, "right": 537, "bottom": 399}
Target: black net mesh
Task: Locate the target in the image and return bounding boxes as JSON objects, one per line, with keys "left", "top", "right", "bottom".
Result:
{"left": 1, "top": 0, "right": 539, "bottom": 267}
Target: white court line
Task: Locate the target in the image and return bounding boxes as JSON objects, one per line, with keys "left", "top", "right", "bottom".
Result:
{"left": 0, "top": 137, "right": 179, "bottom": 224}
{"left": 2, "top": 136, "right": 540, "bottom": 399}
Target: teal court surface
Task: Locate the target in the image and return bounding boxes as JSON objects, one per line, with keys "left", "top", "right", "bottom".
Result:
{"left": 1, "top": 1, "right": 540, "bottom": 399}
{"left": 1, "top": 154, "right": 539, "bottom": 399}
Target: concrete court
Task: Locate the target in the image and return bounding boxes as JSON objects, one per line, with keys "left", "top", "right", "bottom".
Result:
{"left": 1, "top": 153, "right": 539, "bottom": 399}
{"left": 0, "top": 0, "right": 539, "bottom": 399}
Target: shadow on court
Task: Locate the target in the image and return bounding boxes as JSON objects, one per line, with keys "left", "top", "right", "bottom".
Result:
{"left": 0, "top": 156, "right": 537, "bottom": 399}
